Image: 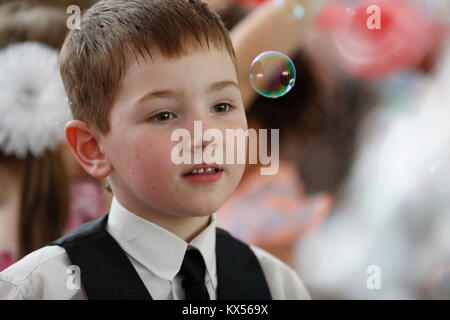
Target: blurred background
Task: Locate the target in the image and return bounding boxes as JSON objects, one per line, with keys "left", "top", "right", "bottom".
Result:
{"left": 0, "top": 0, "right": 449, "bottom": 299}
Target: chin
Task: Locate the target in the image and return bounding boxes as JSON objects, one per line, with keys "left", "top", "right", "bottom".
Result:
{"left": 183, "top": 200, "right": 225, "bottom": 217}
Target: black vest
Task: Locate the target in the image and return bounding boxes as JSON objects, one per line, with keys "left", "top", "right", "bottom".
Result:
{"left": 48, "top": 215, "right": 272, "bottom": 300}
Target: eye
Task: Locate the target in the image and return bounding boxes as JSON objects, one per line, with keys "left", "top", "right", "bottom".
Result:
{"left": 149, "top": 111, "right": 175, "bottom": 122}
{"left": 212, "top": 103, "right": 232, "bottom": 113}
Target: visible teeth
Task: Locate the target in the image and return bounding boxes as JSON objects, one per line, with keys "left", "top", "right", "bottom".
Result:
{"left": 189, "top": 167, "right": 218, "bottom": 175}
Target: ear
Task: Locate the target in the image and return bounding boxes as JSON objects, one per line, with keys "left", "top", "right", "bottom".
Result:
{"left": 64, "top": 120, "right": 112, "bottom": 179}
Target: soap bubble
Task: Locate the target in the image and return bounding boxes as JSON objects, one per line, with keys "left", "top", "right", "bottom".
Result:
{"left": 249, "top": 51, "right": 296, "bottom": 99}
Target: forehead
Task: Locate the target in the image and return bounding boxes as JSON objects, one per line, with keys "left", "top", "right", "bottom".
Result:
{"left": 110, "top": 44, "right": 241, "bottom": 112}
{"left": 121, "top": 45, "right": 238, "bottom": 89}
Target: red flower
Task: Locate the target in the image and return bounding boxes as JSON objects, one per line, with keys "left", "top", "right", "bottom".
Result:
{"left": 315, "top": 0, "right": 446, "bottom": 78}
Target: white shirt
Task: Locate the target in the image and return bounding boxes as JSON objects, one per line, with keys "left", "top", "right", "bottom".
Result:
{"left": 0, "top": 197, "right": 310, "bottom": 300}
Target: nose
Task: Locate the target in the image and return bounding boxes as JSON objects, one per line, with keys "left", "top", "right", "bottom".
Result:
{"left": 190, "top": 121, "right": 217, "bottom": 156}
{"left": 185, "top": 113, "right": 218, "bottom": 156}
{"left": 192, "top": 132, "right": 210, "bottom": 153}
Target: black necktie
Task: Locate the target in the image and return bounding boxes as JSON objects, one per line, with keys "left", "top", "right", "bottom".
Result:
{"left": 179, "top": 249, "right": 210, "bottom": 300}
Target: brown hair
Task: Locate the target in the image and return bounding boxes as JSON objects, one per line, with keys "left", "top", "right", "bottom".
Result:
{"left": 0, "top": 1, "right": 70, "bottom": 257}
{"left": 0, "top": 0, "right": 93, "bottom": 7}
{"left": 18, "top": 150, "right": 70, "bottom": 257}
{"left": 0, "top": 151, "right": 70, "bottom": 259}
{"left": 60, "top": 0, "right": 238, "bottom": 135}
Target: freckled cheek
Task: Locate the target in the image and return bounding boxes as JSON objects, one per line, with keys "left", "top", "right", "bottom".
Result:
{"left": 223, "top": 111, "right": 248, "bottom": 131}
{"left": 128, "top": 142, "right": 177, "bottom": 189}
{"left": 219, "top": 115, "right": 248, "bottom": 145}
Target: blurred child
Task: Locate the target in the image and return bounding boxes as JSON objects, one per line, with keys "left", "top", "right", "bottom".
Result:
{"left": 0, "top": 1, "right": 107, "bottom": 271}
{"left": 0, "top": 40, "right": 72, "bottom": 268}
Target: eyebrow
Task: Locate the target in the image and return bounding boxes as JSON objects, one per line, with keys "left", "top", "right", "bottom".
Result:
{"left": 134, "top": 80, "right": 240, "bottom": 105}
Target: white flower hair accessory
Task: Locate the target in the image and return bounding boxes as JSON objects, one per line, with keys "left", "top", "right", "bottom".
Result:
{"left": 0, "top": 42, "right": 72, "bottom": 159}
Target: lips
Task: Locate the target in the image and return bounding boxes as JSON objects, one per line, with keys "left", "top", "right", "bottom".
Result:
{"left": 182, "top": 163, "right": 223, "bottom": 176}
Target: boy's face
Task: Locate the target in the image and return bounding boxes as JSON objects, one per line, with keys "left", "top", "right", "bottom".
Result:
{"left": 99, "top": 46, "right": 247, "bottom": 219}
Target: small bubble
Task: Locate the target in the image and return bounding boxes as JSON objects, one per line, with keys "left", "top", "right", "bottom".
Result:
{"left": 249, "top": 51, "right": 296, "bottom": 99}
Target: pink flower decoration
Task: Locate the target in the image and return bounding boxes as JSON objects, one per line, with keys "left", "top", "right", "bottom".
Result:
{"left": 315, "top": 0, "right": 446, "bottom": 78}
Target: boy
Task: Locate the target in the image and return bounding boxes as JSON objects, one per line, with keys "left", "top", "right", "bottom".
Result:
{"left": 0, "top": 0, "right": 310, "bottom": 300}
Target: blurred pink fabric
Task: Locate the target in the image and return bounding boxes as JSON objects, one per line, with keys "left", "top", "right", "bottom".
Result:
{"left": 216, "top": 161, "right": 332, "bottom": 263}
{"left": 65, "top": 178, "right": 108, "bottom": 231}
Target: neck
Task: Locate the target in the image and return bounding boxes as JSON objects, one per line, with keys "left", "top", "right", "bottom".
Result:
{"left": 153, "top": 214, "right": 211, "bottom": 243}
{"left": 142, "top": 212, "right": 211, "bottom": 243}
{"left": 115, "top": 196, "right": 212, "bottom": 243}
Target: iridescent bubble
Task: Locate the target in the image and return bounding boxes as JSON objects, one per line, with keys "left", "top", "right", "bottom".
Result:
{"left": 249, "top": 51, "right": 296, "bottom": 99}
{"left": 273, "top": 0, "right": 306, "bottom": 20}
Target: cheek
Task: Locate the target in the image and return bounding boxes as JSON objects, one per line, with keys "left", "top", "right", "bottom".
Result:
{"left": 220, "top": 112, "right": 249, "bottom": 157}
{"left": 107, "top": 129, "right": 174, "bottom": 189}
{"left": 228, "top": 109, "right": 248, "bottom": 130}
{"left": 229, "top": 113, "right": 249, "bottom": 182}
{"left": 129, "top": 138, "right": 175, "bottom": 188}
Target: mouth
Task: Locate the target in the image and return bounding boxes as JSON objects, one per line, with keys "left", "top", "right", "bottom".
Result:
{"left": 182, "top": 163, "right": 224, "bottom": 177}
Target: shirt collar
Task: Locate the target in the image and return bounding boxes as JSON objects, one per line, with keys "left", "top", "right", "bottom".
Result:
{"left": 106, "top": 197, "right": 217, "bottom": 285}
